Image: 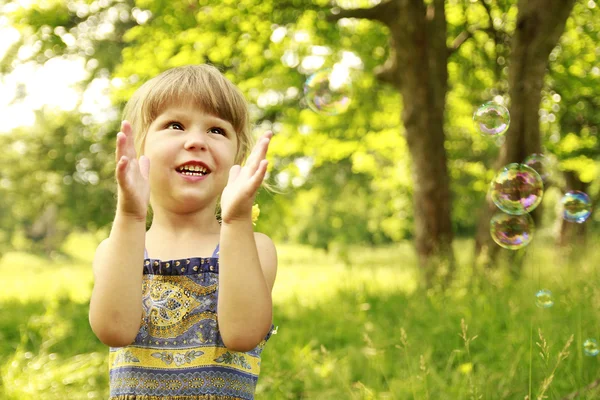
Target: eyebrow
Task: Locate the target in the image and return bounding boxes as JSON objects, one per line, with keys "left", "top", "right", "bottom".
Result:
{"left": 158, "top": 110, "right": 234, "bottom": 130}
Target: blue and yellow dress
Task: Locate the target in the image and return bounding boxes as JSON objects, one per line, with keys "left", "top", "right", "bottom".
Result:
{"left": 109, "top": 244, "right": 275, "bottom": 399}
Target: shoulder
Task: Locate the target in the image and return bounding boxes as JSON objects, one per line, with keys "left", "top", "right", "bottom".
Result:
{"left": 96, "top": 238, "right": 110, "bottom": 251}
{"left": 92, "top": 239, "right": 111, "bottom": 274}
{"left": 93, "top": 238, "right": 112, "bottom": 261}
{"left": 253, "top": 232, "right": 278, "bottom": 293}
{"left": 253, "top": 232, "right": 276, "bottom": 251}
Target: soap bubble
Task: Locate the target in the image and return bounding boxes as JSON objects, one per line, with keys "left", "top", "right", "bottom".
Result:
{"left": 304, "top": 68, "right": 352, "bottom": 115}
{"left": 535, "top": 289, "right": 554, "bottom": 308}
{"left": 473, "top": 102, "right": 510, "bottom": 136}
{"left": 584, "top": 339, "right": 600, "bottom": 356}
{"left": 523, "top": 153, "right": 552, "bottom": 183}
{"left": 490, "top": 163, "right": 544, "bottom": 215}
{"left": 490, "top": 212, "right": 534, "bottom": 250}
{"left": 561, "top": 190, "right": 592, "bottom": 223}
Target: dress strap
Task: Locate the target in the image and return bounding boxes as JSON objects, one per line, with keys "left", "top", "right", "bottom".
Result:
{"left": 144, "top": 248, "right": 149, "bottom": 259}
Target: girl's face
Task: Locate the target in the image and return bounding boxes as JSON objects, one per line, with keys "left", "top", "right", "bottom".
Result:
{"left": 144, "top": 101, "right": 238, "bottom": 213}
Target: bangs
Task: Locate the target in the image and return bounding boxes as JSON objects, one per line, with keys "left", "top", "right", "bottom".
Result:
{"left": 140, "top": 66, "right": 248, "bottom": 133}
{"left": 124, "top": 64, "right": 253, "bottom": 164}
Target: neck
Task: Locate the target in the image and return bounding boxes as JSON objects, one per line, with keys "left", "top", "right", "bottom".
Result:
{"left": 146, "top": 204, "right": 222, "bottom": 240}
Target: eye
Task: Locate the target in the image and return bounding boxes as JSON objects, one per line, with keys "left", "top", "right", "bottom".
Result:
{"left": 208, "top": 127, "right": 226, "bottom": 136}
{"left": 166, "top": 121, "right": 184, "bottom": 130}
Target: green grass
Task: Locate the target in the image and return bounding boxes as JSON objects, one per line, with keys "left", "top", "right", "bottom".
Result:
{"left": 1, "top": 233, "right": 600, "bottom": 399}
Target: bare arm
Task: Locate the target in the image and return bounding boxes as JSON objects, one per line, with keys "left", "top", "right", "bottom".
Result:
{"left": 89, "top": 121, "right": 150, "bottom": 347}
{"left": 218, "top": 130, "right": 276, "bottom": 352}
{"left": 89, "top": 214, "right": 146, "bottom": 347}
{"left": 218, "top": 223, "right": 277, "bottom": 352}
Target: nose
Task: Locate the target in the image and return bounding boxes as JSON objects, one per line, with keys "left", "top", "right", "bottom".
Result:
{"left": 183, "top": 130, "right": 208, "bottom": 151}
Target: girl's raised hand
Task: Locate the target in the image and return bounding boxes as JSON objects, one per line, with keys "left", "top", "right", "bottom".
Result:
{"left": 115, "top": 121, "right": 150, "bottom": 220}
{"left": 220, "top": 131, "right": 273, "bottom": 225}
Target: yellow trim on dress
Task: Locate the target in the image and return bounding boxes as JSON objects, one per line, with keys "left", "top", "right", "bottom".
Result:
{"left": 110, "top": 345, "right": 263, "bottom": 374}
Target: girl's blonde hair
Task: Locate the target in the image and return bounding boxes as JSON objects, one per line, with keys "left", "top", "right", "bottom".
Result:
{"left": 122, "top": 64, "right": 253, "bottom": 166}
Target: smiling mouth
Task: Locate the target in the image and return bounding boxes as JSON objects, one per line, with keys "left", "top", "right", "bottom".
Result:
{"left": 176, "top": 165, "right": 210, "bottom": 176}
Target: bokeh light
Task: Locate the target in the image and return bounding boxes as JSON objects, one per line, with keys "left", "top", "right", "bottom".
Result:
{"left": 490, "top": 212, "right": 534, "bottom": 250}
{"left": 304, "top": 68, "right": 352, "bottom": 115}
{"left": 490, "top": 163, "right": 544, "bottom": 215}
{"left": 473, "top": 102, "right": 510, "bottom": 136}
{"left": 535, "top": 289, "right": 554, "bottom": 309}
{"left": 561, "top": 190, "right": 592, "bottom": 223}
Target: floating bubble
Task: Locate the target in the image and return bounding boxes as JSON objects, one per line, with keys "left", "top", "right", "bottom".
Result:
{"left": 490, "top": 163, "right": 544, "bottom": 215}
{"left": 535, "top": 289, "right": 554, "bottom": 308}
{"left": 561, "top": 190, "right": 592, "bottom": 223}
{"left": 473, "top": 102, "right": 510, "bottom": 136}
{"left": 523, "top": 153, "right": 552, "bottom": 183}
{"left": 490, "top": 212, "right": 534, "bottom": 250}
{"left": 584, "top": 338, "right": 600, "bottom": 356}
{"left": 304, "top": 68, "right": 352, "bottom": 115}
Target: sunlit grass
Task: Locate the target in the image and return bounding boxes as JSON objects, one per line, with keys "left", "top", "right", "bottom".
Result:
{"left": 0, "top": 253, "right": 93, "bottom": 303}
{"left": 274, "top": 243, "right": 419, "bottom": 309}
{"left": 1, "top": 233, "right": 600, "bottom": 399}
{"left": 0, "top": 232, "right": 100, "bottom": 304}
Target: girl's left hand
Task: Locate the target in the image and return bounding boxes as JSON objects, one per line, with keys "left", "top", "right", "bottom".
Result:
{"left": 220, "top": 131, "right": 273, "bottom": 225}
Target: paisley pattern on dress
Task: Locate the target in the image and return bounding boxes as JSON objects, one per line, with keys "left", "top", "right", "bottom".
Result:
{"left": 109, "top": 247, "right": 274, "bottom": 400}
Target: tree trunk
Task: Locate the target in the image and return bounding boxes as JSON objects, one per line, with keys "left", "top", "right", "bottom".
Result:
{"left": 330, "top": 0, "right": 455, "bottom": 286}
{"left": 474, "top": 0, "right": 577, "bottom": 269}
{"left": 395, "top": 0, "right": 454, "bottom": 285}
{"left": 558, "top": 171, "right": 588, "bottom": 248}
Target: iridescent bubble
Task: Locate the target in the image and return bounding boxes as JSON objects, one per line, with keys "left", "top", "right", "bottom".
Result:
{"left": 535, "top": 289, "right": 554, "bottom": 308}
{"left": 304, "top": 68, "right": 352, "bottom": 115}
{"left": 473, "top": 102, "right": 510, "bottom": 136}
{"left": 490, "top": 212, "right": 534, "bottom": 250}
{"left": 523, "top": 153, "right": 552, "bottom": 183}
{"left": 561, "top": 190, "right": 592, "bottom": 223}
{"left": 584, "top": 338, "right": 600, "bottom": 356}
{"left": 490, "top": 163, "right": 544, "bottom": 215}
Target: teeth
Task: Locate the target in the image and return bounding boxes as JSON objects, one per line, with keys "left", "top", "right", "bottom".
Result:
{"left": 178, "top": 165, "right": 208, "bottom": 173}
{"left": 177, "top": 164, "right": 209, "bottom": 177}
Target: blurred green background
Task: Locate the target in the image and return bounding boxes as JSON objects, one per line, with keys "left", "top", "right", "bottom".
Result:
{"left": 0, "top": 0, "right": 599, "bottom": 398}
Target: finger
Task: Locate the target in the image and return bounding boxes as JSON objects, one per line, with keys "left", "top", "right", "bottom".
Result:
{"left": 115, "top": 155, "right": 129, "bottom": 184}
{"left": 246, "top": 131, "right": 272, "bottom": 165}
{"left": 249, "top": 160, "right": 269, "bottom": 190}
{"left": 115, "top": 132, "right": 126, "bottom": 162}
{"left": 121, "top": 121, "right": 138, "bottom": 160}
{"left": 257, "top": 159, "right": 269, "bottom": 179}
{"left": 246, "top": 135, "right": 271, "bottom": 173}
{"left": 139, "top": 155, "right": 151, "bottom": 180}
{"left": 263, "top": 131, "right": 274, "bottom": 141}
{"left": 228, "top": 165, "right": 241, "bottom": 184}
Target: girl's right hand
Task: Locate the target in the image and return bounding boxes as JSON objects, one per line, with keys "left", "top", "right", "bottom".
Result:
{"left": 115, "top": 121, "right": 150, "bottom": 220}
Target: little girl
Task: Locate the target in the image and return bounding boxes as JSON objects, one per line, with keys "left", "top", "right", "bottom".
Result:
{"left": 89, "top": 64, "right": 277, "bottom": 399}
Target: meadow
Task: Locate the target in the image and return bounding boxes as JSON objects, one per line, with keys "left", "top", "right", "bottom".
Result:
{"left": 1, "top": 232, "right": 599, "bottom": 400}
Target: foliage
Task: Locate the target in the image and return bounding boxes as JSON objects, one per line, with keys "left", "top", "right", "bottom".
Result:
{"left": 0, "top": 0, "right": 598, "bottom": 253}
{"left": 543, "top": 0, "right": 600, "bottom": 187}
{"left": 0, "top": 110, "right": 118, "bottom": 255}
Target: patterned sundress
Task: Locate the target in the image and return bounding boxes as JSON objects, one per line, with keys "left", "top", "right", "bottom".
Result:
{"left": 108, "top": 244, "right": 275, "bottom": 399}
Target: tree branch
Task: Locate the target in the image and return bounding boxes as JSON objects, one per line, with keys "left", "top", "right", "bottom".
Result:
{"left": 327, "top": 0, "right": 399, "bottom": 28}
{"left": 448, "top": 25, "right": 495, "bottom": 55}
{"left": 448, "top": 29, "right": 473, "bottom": 55}
{"left": 373, "top": 53, "right": 400, "bottom": 89}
